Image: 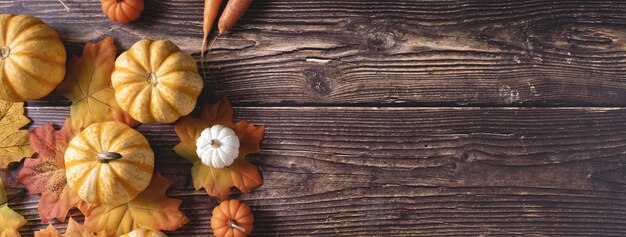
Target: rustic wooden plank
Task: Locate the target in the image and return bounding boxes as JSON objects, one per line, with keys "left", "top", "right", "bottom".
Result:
{"left": 1, "top": 106, "right": 624, "bottom": 236}
{"left": 3, "top": 0, "right": 626, "bottom": 106}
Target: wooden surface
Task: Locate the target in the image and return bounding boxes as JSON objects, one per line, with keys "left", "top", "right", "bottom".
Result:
{"left": 2, "top": 0, "right": 626, "bottom": 236}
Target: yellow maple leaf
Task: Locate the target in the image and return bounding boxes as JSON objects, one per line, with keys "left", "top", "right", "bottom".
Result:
{"left": 56, "top": 36, "right": 137, "bottom": 130}
{"left": 0, "top": 178, "right": 27, "bottom": 237}
{"left": 174, "top": 97, "right": 264, "bottom": 200}
{"left": 34, "top": 223, "right": 60, "bottom": 237}
{"left": 83, "top": 172, "right": 188, "bottom": 237}
{"left": 34, "top": 218, "right": 107, "bottom": 237}
{"left": 0, "top": 101, "right": 34, "bottom": 169}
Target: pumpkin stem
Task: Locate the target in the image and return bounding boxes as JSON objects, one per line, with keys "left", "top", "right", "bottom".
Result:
{"left": 228, "top": 220, "right": 246, "bottom": 233}
{"left": 57, "top": 0, "right": 70, "bottom": 12}
{"left": 97, "top": 152, "right": 123, "bottom": 163}
{"left": 209, "top": 139, "right": 221, "bottom": 148}
{"left": 0, "top": 47, "right": 9, "bottom": 59}
{"left": 146, "top": 72, "right": 159, "bottom": 87}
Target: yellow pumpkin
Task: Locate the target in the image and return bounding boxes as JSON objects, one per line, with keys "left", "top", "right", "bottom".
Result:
{"left": 65, "top": 121, "right": 155, "bottom": 206}
{"left": 111, "top": 39, "right": 203, "bottom": 124}
{"left": 120, "top": 229, "right": 167, "bottom": 237}
{"left": 0, "top": 14, "right": 66, "bottom": 102}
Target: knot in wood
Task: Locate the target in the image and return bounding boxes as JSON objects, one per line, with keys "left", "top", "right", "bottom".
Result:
{"left": 303, "top": 68, "right": 331, "bottom": 96}
{"left": 368, "top": 32, "right": 396, "bottom": 51}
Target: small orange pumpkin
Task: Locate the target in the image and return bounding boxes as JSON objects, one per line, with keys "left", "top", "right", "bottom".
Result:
{"left": 211, "top": 200, "right": 254, "bottom": 237}
{"left": 100, "top": 0, "right": 144, "bottom": 24}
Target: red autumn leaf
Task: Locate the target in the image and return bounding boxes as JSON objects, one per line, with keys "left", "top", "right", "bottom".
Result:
{"left": 17, "top": 118, "right": 94, "bottom": 223}
{"left": 174, "top": 96, "right": 264, "bottom": 200}
{"left": 83, "top": 172, "right": 189, "bottom": 237}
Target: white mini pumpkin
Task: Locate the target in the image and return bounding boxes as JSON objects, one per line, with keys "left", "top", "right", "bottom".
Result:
{"left": 196, "top": 125, "right": 240, "bottom": 168}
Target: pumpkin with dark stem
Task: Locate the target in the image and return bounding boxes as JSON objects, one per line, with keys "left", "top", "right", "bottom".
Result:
{"left": 65, "top": 121, "right": 155, "bottom": 206}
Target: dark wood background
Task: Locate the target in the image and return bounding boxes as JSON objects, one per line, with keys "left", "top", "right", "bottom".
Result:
{"left": 2, "top": 0, "right": 626, "bottom": 236}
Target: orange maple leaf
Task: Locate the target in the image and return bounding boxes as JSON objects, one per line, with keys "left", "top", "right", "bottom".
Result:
{"left": 174, "top": 96, "right": 264, "bottom": 200}
{"left": 17, "top": 118, "right": 94, "bottom": 223}
{"left": 83, "top": 172, "right": 189, "bottom": 237}
{"left": 35, "top": 218, "right": 107, "bottom": 237}
{"left": 56, "top": 36, "right": 138, "bottom": 130}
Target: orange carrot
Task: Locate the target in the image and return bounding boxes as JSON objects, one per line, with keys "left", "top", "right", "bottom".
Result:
{"left": 201, "top": 0, "right": 223, "bottom": 61}
{"left": 218, "top": 0, "right": 253, "bottom": 34}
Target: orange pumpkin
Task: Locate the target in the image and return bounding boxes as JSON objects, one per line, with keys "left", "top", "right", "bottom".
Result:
{"left": 211, "top": 200, "right": 254, "bottom": 237}
{"left": 100, "top": 0, "right": 144, "bottom": 24}
{"left": 65, "top": 121, "right": 155, "bottom": 206}
{"left": 111, "top": 39, "right": 203, "bottom": 123}
{"left": 0, "top": 14, "right": 66, "bottom": 102}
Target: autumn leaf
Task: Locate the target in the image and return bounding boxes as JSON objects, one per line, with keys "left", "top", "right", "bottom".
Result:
{"left": 84, "top": 172, "right": 188, "bottom": 237}
{"left": 0, "top": 101, "right": 34, "bottom": 169}
{"left": 34, "top": 224, "right": 60, "bottom": 237}
{"left": 174, "top": 96, "right": 264, "bottom": 200}
{"left": 35, "top": 218, "right": 107, "bottom": 237}
{"left": 17, "top": 118, "right": 94, "bottom": 223}
{"left": 56, "top": 36, "right": 138, "bottom": 130}
{"left": 0, "top": 178, "right": 27, "bottom": 237}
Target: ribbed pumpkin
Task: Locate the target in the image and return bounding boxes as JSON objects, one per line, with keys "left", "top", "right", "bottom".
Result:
{"left": 211, "top": 200, "right": 254, "bottom": 237}
{"left": 112, "top": 39, "right": 203, "bottom": 124}
{"left": 0, "top": 14, "right": 66, "bottom": 102}
{"left": 120, "top": 229, "right": 167, "bottom": 237}
{"left": 196, "top": 125, "right": 240, "bottom": 169}
{"left": 65, "top": 121, "right": 155, "bottom": 206}
{"left": 100, "top": 0, "right": 144, "bottom": 24}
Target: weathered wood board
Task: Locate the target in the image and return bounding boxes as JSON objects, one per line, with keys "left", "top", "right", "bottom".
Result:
{"left": 3, "top": 106, "right": 625, "bottom": 236}
{"left": 2, "top": 0, "right": 626, "bottom": 236}
{"left": 3, "top": 0, "right": 626, "bottom": 106}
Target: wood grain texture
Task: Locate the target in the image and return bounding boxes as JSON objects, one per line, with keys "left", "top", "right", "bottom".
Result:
{"left": 1, "top": 106, "right": 624, "bottom": 236}
{"left": 3, "top": 0, "right": 626, "bottom": 236}
{"left": 2, "top": 0, "right": 626, "bottom": 105}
